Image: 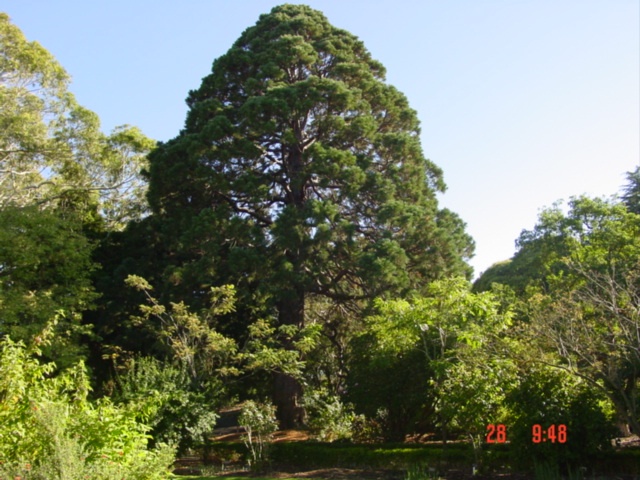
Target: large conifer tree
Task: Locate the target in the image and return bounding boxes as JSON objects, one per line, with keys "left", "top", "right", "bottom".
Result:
{"left": 145, "top": 4, "right": 474, "bottom": 427}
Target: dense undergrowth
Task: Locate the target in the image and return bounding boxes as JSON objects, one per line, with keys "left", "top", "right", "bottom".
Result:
{"left": 0, "top": 330, "right": 175, "bottom": 480}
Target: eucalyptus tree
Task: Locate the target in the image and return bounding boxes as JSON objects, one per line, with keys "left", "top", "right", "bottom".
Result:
{"left": 0, "top": 13, "right": 154, "bottom": 228}
{"left": 0, "top": 13, "right": 155, "bottom": 369}
{"left": 145, "top": 4, "right": 473, "bottom": 427}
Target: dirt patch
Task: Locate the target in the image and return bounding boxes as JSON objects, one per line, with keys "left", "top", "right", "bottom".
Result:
{"left": 273, "top": 430, "right": 312, "bottom": 443}
{"left": 273, "top": 468, "right": 400, "bottom": 479}
{"left": 212, "top": 428, "right": 310, "bottom": 443}
{"left": 213, "top": 469, "right": 640, "bottom": 480}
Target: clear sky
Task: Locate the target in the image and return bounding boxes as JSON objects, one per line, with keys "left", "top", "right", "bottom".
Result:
{"left": 4, "top": 1, "right": 639, "bottom": 278}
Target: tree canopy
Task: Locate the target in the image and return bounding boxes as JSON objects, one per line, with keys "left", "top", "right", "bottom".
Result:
{"left": 142, "top": 4, "right": 474, "bottom": 426}
{"left": 0, "top": 12, "right": 154, "bottom": 229}
{"left": 476, "top": 195, "right": 640, "bottom": 436}
{"left": 0, "top": 13, "right": 154, "bottom": 367}
{"left": 147, "top": 3, "right": 473, "bottom": 306}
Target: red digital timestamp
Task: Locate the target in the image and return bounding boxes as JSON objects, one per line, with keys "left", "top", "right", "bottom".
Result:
{"left": 485, "top": 424, "right": 507, "bottom": 443}
{"left": 532, "top": 424, "right": 567, "bottom": 444}
{"left": 486, "top": 424, "right": 568, "bottom": 444}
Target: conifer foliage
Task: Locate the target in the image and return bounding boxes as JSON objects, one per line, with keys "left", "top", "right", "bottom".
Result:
{"left": 145, "top": 4, "right": 473, "bottom": 426}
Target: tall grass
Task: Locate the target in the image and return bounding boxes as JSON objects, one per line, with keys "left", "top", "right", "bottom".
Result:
{"left": 404, "top": 463, "right": 445, "bottom": 480}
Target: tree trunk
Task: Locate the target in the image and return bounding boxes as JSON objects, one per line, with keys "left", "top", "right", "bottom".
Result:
{"left": 273, "top": 286, "right": 306, "bottom": 429}
{"left": 273, "top": 371, "right": 305, "bottom": 429}
{"left": 271, "top": 140, "right": 309, "bottom": 429}
{"left": 610, "top": 384, "right": 640, "bottom": 437}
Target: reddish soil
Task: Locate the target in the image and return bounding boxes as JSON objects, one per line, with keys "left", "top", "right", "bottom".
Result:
{"left": 211, "top": 428, "right": 310, "bottom": 443}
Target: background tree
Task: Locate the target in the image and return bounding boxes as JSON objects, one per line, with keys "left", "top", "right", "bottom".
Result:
{"left": 0, "top": 13, "right": 156, "bottom": 369}
{"left": 474, "top": 200, "right": 573, "bottom": 296}
{"left": 621, "top": 166, "right": 640, "bottom": 214}
{"left": 486, "top": 196, "right": 640, "bottom": 436}
{"left": 0, "top": 206, "right": 97, "bottom": 367}
{"left": 348, "top": 278, "right": 513, "bottom": 443}
{"left": 0, "top": 12, "right": 68, "bottom": 208}
{"left": 0, "top": 13, "right": 154, "bottom": 228}
{"left": 144, "top": 3, "right": 473, "bottom": 428}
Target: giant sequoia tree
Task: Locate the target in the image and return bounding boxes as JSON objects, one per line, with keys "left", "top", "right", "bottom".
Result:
{"left": 146, "top": 4, "right": 473, "bottom": 427}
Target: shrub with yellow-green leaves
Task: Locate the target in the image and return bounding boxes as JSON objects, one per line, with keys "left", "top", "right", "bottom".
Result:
{"left": 0, "top": 329, "right": 175, "bottom": 480}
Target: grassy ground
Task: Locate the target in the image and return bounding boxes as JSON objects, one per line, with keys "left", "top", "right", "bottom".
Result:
{"left": 172, "top": 433, "right": 640, "bottom": 480}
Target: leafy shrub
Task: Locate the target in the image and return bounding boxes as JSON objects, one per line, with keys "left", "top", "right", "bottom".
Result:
{"left": 303, "top": 389, "right": 357, "bottom": 442}
{"left": 0, "top": 332, "right": 175, "bottom": 479}
{"left": 347, "top": 340, "right": 432, "bottom": 442}
{"left": 114, "top": 356, "right": 220, "bottom": 455}
{"left": 238, "top": 400, "right": 278, "bottom": 471}
{"left": 505, "top": 366, "right": 615, "bottom": 470}
{"left": 351, "top": 413, "right": 385, "bottom": 443}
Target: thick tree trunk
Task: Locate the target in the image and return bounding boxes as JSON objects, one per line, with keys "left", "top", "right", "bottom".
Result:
{"left": 273, "top": 371, "right": 305, "bottom": 429}
{"left": 272, "top": 141, "right": 308, "bottom": 429}
{"left": 273, "top": 286, "right": 306, "bottom": 429}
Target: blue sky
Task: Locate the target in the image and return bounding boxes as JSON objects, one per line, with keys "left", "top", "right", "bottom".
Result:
{"left": 5, "top": 1, "right": 639, "bottom": 277}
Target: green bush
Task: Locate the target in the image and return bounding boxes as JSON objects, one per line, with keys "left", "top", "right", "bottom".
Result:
{"left": 303, "top": 389, "right": 357, "bottom": 442}
{"left": 0, "top": 332, "right": 175, "bottom": 479}
{"left": 505, "top": 366, "right": 615, "bottom": 470}
{"left": 347, "top": 341, "right": 432, "bottom": 442}
{"left": 238, "top": 400, "right": 278, "bottom": 471}
{"left": 351, "top": 413, "right": 385, "bottom": 443}
{"left": 115, "top": 356, "right": 220, "bottom": 455}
